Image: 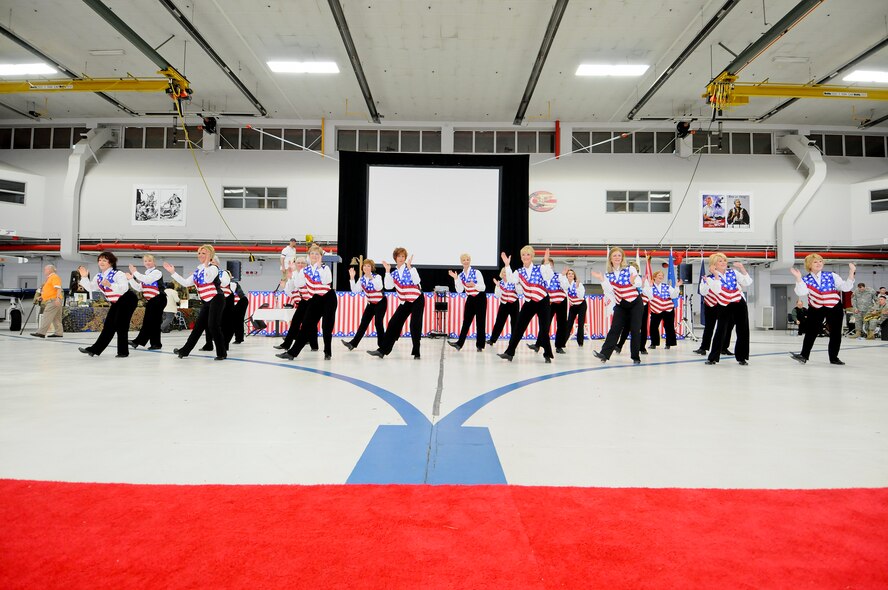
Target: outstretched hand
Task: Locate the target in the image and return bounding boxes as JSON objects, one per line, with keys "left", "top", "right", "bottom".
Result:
{"left": 382, "top": 260, "right": 391, "bottom": 273}
{"left": 501, "top": 252, "right": 511, "bottom": 266}
{"left": 448, "top": 270, "right": 458, "bottom": 279}
{"left": 128, "top": 264, "right": 137, "bottom": 274}
{"left": 789, "top": 267, "right": 802, "bottom": 281}
{"left": 406, "top": 255, "right": 414, "bottom": 269}
{"left": 348, "top": 267, "right": 356, "bottom": 279}
{"left": 590, "top": 270, "right": 603, "bottom": 281}
{"left": 78, "top": 265, "right": 89, "bottom": 278}
{"left": 162, "top": 262, "right": 175, "bottom": 273}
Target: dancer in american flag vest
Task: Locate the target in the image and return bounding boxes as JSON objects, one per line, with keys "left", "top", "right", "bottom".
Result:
{"left": 555, "top": 267, "right": 586, "bottom": 350}
{"left": 695, "top": 262, "right": 734, "bottom": 357}
{"left": 702, "top": 252, "right": 752, "bottom": 366}
{"left": 498, "top": 246, "right": 554, "bottom": 363}
{"left": 614, "top": 262, "right": 649, "bottom": 357}
{"left": 275, "top": 257, "right": 318, "bottom": 352}
{"left": 277, "top": 244, "right": 338, "bottom": 360}
{"left": 643, "top": 270, "right": 682, "bottom": 350}
{"left": 448, "top": 253, "right": 487, "bottom": 351}
{"left": 77, "top": 251, "right": 138, "bottom": 358}
{"left": 790, "top": 254, "right": 855, "bottom": 365}
{"left": 368, "top": 247, "right": 424, "bottom": 359}
{"left": 530, "top": 261, "right": 567, "bottom": 354}
{"left": 487, "top": 267, "right": 519, "bottom": 345}
{"left": 164, "top": 244, "right": 227, "bottom": 360}
{"left": 592, "top": 247, "right": 644, "bottom": 364}
{"left": 126, "top": 254, "right": 166, "bottom": 350}
{"left": 343, "top": 258, "right": 387, "bottom": 351}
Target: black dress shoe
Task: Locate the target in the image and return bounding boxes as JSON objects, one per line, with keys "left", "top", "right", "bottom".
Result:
{"left": 310, "top": 348, "right": 319, "bottom": 352}
{"left": 721, "top": 349, "right": 734, "bottom": 356}
{"left": 78, "top": 347, "right": 95, "bottom": 356}
{"left": 214, "top": 356, "right": 226, "bottom": 361}
{"left": 173, "top": 348, "right": 188, "bottom": 359}
{"left": 527, "top": 343, "right": 540, "bottom": 352}
{"left": 232, "top": 340, "right": 243, "bottom": 344}
{"left": 544, "top": 356, "right": 552, "bottom": 363}
{"left": 665, "top": 345, "right": 672, "bottom": 349}
{"left": 614, "top": 345, "right": 622, "bottom": 354}
{"left": 486, "top": 339, "right": 495, "bottom": 346}
{"left": 830, "top": 359, "right": 846, "bottom": 365}
{"left": 200, "top": 344, "right": 214, "bottom": 351}
{"left": 790, "top": 353, "right": 807, "bottom": 364}
{"left": 30, "top": 333, "right": 45, "bottom": 338}
{"left": 128, "top": 340, "right": 139, "bottom": 349}
{"left": 649, "top": 345, "right": 657, "bottom": 350}
{"left": 555, "top": 347, "right": 566, "bottom": 354}
{"left": 324, "top": 354, "right": 332, "bottom": 360}
{"left": 498, "top": 352, "right": 513, "bottom": 361}
{"left": 115, "top": 354, "right": 128, "bottom": 358}
{"left": 273, "top": 344, "right": 286, "bottom": 350}
{"left": 367, "top": 350, "right": 384, "bottom": 358}
{"left": 148, "top": 346, "right": 162, "bottom": 350}
{"left": 413, "top": 353, "right": 421, "bottom": 360}
{"left": 342, "top": 341, "right": 355, "bottom": 351}
{"left": 693, "top": 348, "right": 707, "bottom": 355}
{"left": 704, "top": 360, "right": 717, "bottom": 365}
{"left": 47, "top": 334, "right": 63, "bottom": 338}
{"left": 275, "top": 352, "right": 294, "bottom": 360}
{"left": 633, "top": 359, "right": 641, "bottom": 364}
{"left": 738, "top": 360, "right": 748, "bottom": 366}
{"left": 639, "top": 349, "right": 648, "bottom": 355}
{"left": 447, "top": 341, "right": 462, "bottom": 350}
{"left": 593, "top": 350, "right": 607, "bottom": 363}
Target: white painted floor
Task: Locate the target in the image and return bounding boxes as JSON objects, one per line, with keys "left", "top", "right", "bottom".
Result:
{"left": 1, "top": 327, "right": 886, "bottom": 488}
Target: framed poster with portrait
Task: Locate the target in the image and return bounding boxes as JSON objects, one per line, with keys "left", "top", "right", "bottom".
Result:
{"left": 132, "top": 185, "right": 187, "bottom": 226}
{"left": 700, "top": 193, "right": 751, "bottom": 231}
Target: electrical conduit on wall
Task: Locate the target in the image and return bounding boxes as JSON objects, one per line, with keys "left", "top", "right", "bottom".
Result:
{"left": 773, "top": 135, "right": 826, "bottom": 270}
{"left": 60, "top": 128, "right": 112, "bottom": 261}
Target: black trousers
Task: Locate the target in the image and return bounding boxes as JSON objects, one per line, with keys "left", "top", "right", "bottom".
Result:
{"left": 699, "top": 304, "right": 733, "bottom": 352}
{"left": 87, "top": 291, "right": 138, "bottom": 356}
{"left": 505, "top": 297, "right": 553, "bottom": 359}
{"left": 708, "top": 299, "right": 749, "bottom": 363}
{"left": 649, "top": 308, "right": 677, "bottom": 347}
{"left": 617, "top": 301, "right": 647, "bottom": 352}
{"left": 537, "top": 299, "right": 566, "bottom": 348}
{"left": 288, "top": 289, "right": 338, "bottom": 357}
{"left": 180, "top": 294, "right": 227, "bottom": 357}
{"left": 488, "top": 300, "right": 518, "bottom": 344}
{"left": 349, "top": 297, "right": 387, "bottom": 349}
{"left": 800, "top": 304, "right": 844, "bottom": 361}
{"left": 282, "top": 302, "right": 318, "bottom": 350}
{"left": 456, "top": 293, "right": 487, "bottom": 349}
{"left": 132, "top": 293, "right": 166, "bottom": 348}
{"left": 602, "top": 298, "right": 644, "bottom": 361}
{"left": 378, "top": 295, "right": 424, "bottom": 356}
{"left": 556, "top": 301, "right": 587, "bottom": 347}
{"left": 232, "top": 298, "right": 249, "bottom": 343}
{"left": 207, "top": 295, "right": 236, "bottom": 348}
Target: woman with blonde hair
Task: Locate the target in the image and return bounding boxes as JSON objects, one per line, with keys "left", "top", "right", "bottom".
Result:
{"left": 498, "top": 246, "right": 554, "bottom": 363}
{"left": 643, "top": 270, "right": 682, "bottom": 349}
{"left": 701, "top": 252, "right": 752, "bottom": 366}
{"left": 789, "top": 254, "right": 855, "bottom": 365}
{"left": 277, "top": 243, "right": 338, "bottom": 360}
{"left": 343, "top": 257, "right": 387, "bottom": 351}
{"left": 487, "top": 266, "right": 519, "bottom": 345}
{"left": 591, "top": 247, "right": 643, "bottom": 364}
{"left": 555, "top": 267, "right": 586, "bottom": 351}
{"left": 126, "top": 254, "right": 167, "bottom": 350}
{"left": 164, "top": 244, "right": 227, "bottom": 360}
{"left": 448, "top": 253, "right": 487, "bottom": 351}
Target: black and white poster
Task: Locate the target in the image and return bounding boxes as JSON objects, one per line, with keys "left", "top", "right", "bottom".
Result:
{"left": 132, "top": 185, "right": 186, "bottom": 226}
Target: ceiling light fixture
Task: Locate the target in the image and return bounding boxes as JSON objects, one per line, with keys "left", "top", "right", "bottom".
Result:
{"left": 88, "top": 49, "right": 126, "bottom": 56}
{"left": 267, "top": 61, "right": 339, "bottom": 74}
{"left": 771, "top": 55, "right": 809, "bottom": 63}
{"left": 843, "top": 70, "right": 888, "bottom": 83}
{"left": 0, "top": 63, "right": 57, "bottom": 76}
{"left": 575, "top": 64, "right": 649, "bottom": 77}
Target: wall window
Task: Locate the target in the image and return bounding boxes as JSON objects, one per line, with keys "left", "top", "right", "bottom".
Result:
{"left": 606, "top": 190, "right": 670, "bottom": 213}
{"left": 32, "top": 127, "right": 52, "bottom": 149}
{"left": 222, "top": 186, "right": 287, "bottom": 209}
{"left": 0, "top": 179, "right": 26, "bottom": 205}
{"left": 871, "top": 188, "right": 888, "bottom": 213}
{"left": 865, "top": 135, "right": 886, "bottom": 158}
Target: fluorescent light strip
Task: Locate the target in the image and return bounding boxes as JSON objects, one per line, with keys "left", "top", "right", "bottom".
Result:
{"left": 0, "top": 63, "right": 57, "bottom": 76}
{"left": 89, "top": 49, "right": 126, "bottom": 56}
{"left": 842, "top": 70, "right": 888, "bottom": 83}
{"left": 575, "top": 64, "right": 649, "bottom": 77}
{"left": 267, "top": 61, "right": 339, "bottom": 74}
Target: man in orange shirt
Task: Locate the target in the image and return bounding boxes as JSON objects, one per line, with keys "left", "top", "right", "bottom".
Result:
{"left": 31, "top": 264, "right": 64, "bottom": 338}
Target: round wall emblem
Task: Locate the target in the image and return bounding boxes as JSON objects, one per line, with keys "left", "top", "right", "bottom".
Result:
{"left": 529, "top": 191, "right": 557, "bottom": 212}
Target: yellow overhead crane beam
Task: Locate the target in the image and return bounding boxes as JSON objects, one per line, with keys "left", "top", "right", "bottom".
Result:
{"left": 0, "top": 68, "right": 190, "bottom": 97}
{"left": 704, "top": 72, "right": 888, "bottom": 111}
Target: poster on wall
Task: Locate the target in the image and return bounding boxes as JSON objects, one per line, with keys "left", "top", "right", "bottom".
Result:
{"left": 132, "top": 185, "right": 186, "bottom": 226}
{"left": 700, "top": 193, "right": 751, "bottom": 231}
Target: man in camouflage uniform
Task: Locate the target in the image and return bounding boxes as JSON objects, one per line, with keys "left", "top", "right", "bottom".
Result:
{"left": 851, "top": 283, "right": 876, "bottom": 339}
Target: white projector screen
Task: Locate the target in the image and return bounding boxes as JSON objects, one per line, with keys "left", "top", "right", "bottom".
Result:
{"left": 366, "top": 166, "right": 501, "bottom": 267}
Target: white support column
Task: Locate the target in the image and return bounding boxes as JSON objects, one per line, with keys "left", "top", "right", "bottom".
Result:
{"left": 440, "top": 124, "right": 454, "bottom": 154}
{"left": 60, "top": 128, "right": 112, "bottom": 261}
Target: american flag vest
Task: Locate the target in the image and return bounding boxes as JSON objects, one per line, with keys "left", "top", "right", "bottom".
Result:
{"left": 96, "top": 269, "right": 124, "bottom": 303}
{"left": 566, "top": 282, "right": 583, "bottom": 306}
{"left": 649, "top": 283, "right": 675, "bottom": 313}
{"left": 517, "top": 265, "right": 547, "bottom": 302}
{"left": 288, "top": 284, "right": 303, "bottom": 306}
{"left": 220, "top": 272, "right": 232, "bottom": 298}
{"left": 360, "top": 274, "right": 383, "bottom": 303}
{"left": 231, "top": 281, "right": 246, "bottom": 304}
{"left": 802, "top": 272, "right": 840, "bottom": 308}
{"left": 304, "top": 264, "right": 331, "bottom": 297}
{"left": 606, "top": 267, "right": 638, "bottom": 303}
{"left": 498, "top": 282, "right": 518, "bottom": 304}
{"left": 392, "top": 266, "right": 421, "bottom": 302}
{"left": 138, "top": 270, "right": 163, "bottom": 300}
{"left": 715, "top": 269, "right": 743, "bottom": 305}
{"left": 703, "top": 274, "right": 719, "bottom": 307}
{"left": 459, "top": 267, "right": 480, "bottom": 297}
{"left": 547, "top": 273, "right": 566, "bottom": 304}
{"left": 192, "top": 265, "right": 222, "bottom": 302}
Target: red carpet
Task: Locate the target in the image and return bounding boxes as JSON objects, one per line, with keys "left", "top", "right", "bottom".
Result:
{"left": 1, "top": 480, "right": 887, "bottom": 589}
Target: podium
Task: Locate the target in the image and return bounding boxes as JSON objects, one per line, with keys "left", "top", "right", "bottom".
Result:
{"left": 429, "top": 286, "right": 449, "bottom": 338}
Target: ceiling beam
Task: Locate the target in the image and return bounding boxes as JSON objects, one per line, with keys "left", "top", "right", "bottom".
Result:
{"left": 513, "top": 0, "right": 569, "bottom": 126}
{"left": 327, "top": 0, "right": 381, "bottom": 124}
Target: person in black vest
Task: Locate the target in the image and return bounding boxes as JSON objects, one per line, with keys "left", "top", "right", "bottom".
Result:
{"left": 126, "top": 254, "right": 166, "bottom": 350}
{"left": 77, "top": 251, "right": 138, "bottom": 358}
